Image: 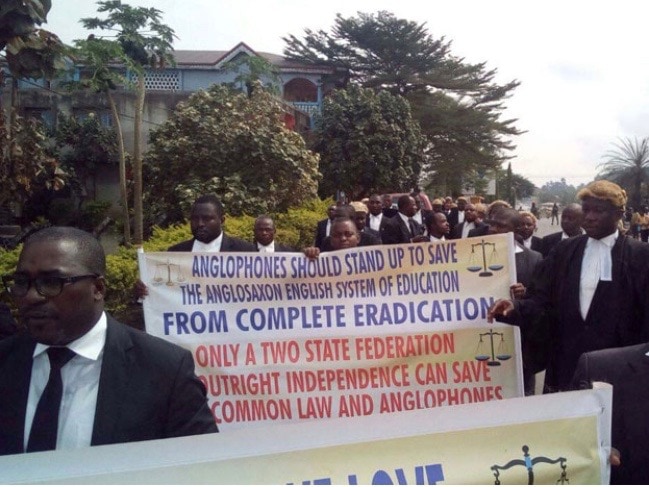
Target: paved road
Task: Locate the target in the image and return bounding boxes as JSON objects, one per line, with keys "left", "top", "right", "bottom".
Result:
{"left": 534, "top": 214, "right": 561, "bottom": 238}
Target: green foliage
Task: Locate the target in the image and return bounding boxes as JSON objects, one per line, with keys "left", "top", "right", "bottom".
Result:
{"left": 222, "top": 55, "right": 282, "bottom": 96}
{"left": 537, "top": 178, "right": 583, "bottom": 206}
{"left": 597, "top": 137, "right": 649, "bottom": 209}
{"left": 81, "top": 0, "right": 176, "bottom": 71}
{"left": 0, "top": 115, "right": 68, "bottom": 213}
{"left": 273, "top": 199, "right": 332, "bottom": 249}
{"left": 80, "top": 200, "right": 112, "bottom": 231}
{"left": 0, "top": 198, "right": 331, "bottom": 318}
{"left": 315, "top": 85, "right": 425, "bottom": 200}
{"left": 144, "top": 83, "right": 320, "bottom": 227}
{"left": 0, "top": 246, "right": 21, "bottom": 278}
{"left": 0, "top": 0, "right": 68, "bottom": 80}
{"left": 54, "top": 113, "right": 118, "bottom": 199}
{"left": 284, "top": 11, "right": 522, "bottom": 195}
{"left": 104, "top": 245, "right": 138, "bottom": 313}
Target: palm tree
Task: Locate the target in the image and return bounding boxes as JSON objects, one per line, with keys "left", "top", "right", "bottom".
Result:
{"left": 597, "top": 137, "right": 649, "bottom": 209}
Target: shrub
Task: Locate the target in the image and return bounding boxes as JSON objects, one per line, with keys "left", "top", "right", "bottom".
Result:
{"left": 0, "top": 198, "right": 331, "bottom": 323}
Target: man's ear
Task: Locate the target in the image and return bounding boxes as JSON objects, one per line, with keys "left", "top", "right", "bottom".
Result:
{"left": 93, "top": 276, "right": 107, "bottom": 300}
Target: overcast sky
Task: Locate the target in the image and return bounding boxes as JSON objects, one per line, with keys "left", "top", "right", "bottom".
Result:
{"left": 43, "top": 0, "right": 649, "bottom": 187}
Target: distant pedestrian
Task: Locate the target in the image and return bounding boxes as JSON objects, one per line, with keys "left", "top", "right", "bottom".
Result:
{"left": 530, "top": 202, "right": 539, "bottom": 219}
{"left": 631, "top": 206, "right": 649, "bottom": 242}
{"left": 551, "top": 203, "right": 559, "bottom": 225}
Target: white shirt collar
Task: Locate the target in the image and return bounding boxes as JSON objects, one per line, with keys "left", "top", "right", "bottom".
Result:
{"left": 399, "top": 212, "right": 412, "bottom": 225}
{"left": 257, "top": 241, "right": 275, "bottom": 253}
{"left": 192, "top": 233, "right": 223, "bottom": 252}
{"left": 562, "top": 229, "right": 585, "bottom": 239}
{"left": 523, "top": 236, "right": 533, "bottom": 248}
{"left": 33, "top": 311, "right": 107, "bottom": 361}
{"left": 585, "top": 229, "right": 618, "bottom": 281}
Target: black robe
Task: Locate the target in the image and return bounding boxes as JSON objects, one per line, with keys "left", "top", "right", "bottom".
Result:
{"left": 507, "top": 234, "right": 649, "bottom": 392}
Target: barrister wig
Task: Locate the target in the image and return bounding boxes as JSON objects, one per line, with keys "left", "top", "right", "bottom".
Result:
{"left": 577, "top": 180, "right": 627, "bottom": 209}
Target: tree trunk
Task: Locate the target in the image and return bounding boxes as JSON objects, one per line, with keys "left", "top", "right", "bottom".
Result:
{"left": 132, "top": 75, "right": 145, "bottom": 246}
{"left": 107, "top": 91, "right": 131, "bottom": 245}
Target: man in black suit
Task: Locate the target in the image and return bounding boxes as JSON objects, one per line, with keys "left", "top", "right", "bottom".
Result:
{"left": 381, "top": 194, "right": 398, "bottom": 218}
{"left": 488, "top": 207, "right": 543, "bottom": 395}
{"left": 572, "top": 344, "right": 648, "bottom": 484}
{"left": 0, "top": 302, "right": 16, "bottom": 340}
{"left": 168, "top": 194, "right": 255, "bottom": 252}
{"left": 0, "top": 227, "right": 217, "bottom": 455}
{"left": 468, "top": 200, "right": 511, "bottom": 238}
{"left": 411, "top": 192, "right": 432, "bottom": 227}
{"left": 447, "top": 197, "right": 468, "bottom": 235}
{"left": 253, "top": 215, "right": 295, "bottom": 252}
{"left": 135, "top": 195, "right": 255, "bottom": 299}
{"left": 314, "top": 204, "right": 338, "bottom": 251}
{"left": 489, "top": 180, "right": 649, "bottom": 392}
{"left": 540, "top": 203, "right": 583, "bottom": 257}
{"left": 381, "top": 195, "right": 423, "bottom": 245}
{"left": 421, "top": 211, "right": 450, "bottom": 242}
{"left": 450, "top": 203, "right": 488, "bottom": 239}
{"left": 351, "top": 201, "right": 382, "bottom": 244}
{"left": 517, "top": 211, "right": 543, "bottom": 253}
{"left": 366, "top": 194, "right": 390, "bottom": 235}
{"left": 320, "top": 205, "right": 380, "bottom": 250}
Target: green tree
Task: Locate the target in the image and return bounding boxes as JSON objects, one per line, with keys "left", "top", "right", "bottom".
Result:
{"left": 537, "top": 178, "right": 581, "bottom": 206}
{"left": 314, "top": 84, "right": 425, "bottom": 200}
{"left": 0, "top": 115, "right": 66, "bottom": 221}
{"left": 65, "top": 36, "right": 133, "bottom": 243}
{"left": 81, "top": 0, "right": 175, "bottom": 246}
{"left": 54, "top": 113, "right": 118, "bottom": 199}
{"left": 283, "top": 11, "right": 522, "bottom": 194}
{"left": 143, "top": 83, "right": 320, "bottom": 227}
{"left": 597, "top": 137, "right": 649, "bottom": 209}
{"left": 223, "top": 55, "right": 282, "bottom": 97}
{"left": 0, "top": 0, "right": 67, "bottom": 80}
{"left": 495, "top": 164, "right": 535, "bottom": 206}
{"left": 0, "top": 0, "right": 68, "bottom": 222}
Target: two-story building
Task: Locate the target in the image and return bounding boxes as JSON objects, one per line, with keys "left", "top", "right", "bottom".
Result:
{"left": 3, "top": 42, "right": 341, "bottom": 210}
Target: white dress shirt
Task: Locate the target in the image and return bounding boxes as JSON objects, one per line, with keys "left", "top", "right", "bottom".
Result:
{"left": 368, "top": 213, "right": 383, "bottom": 232}
{"left": 25, "top": 312, "right": 107, "bottom": 451}
{"left": 192, "top": 233, "right": 223, "bottom": 252}
{"left": 461, "top": 221, "right": 475, "bottom": 239}
{"left": 523, "top": 236, "right": 533, "bottom": 249}
{"left": 579, "top": 230, "right": 617, "bottom": 320}
{"left": 257, "top": 241, "right": 275, "bottom": 253}
{"left": 457, "top": 210, "right": 465, "bottom": 224}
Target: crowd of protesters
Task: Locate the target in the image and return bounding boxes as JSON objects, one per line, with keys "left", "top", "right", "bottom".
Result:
{"left": 1, "top": 180, "right": 648, "bottom": 483}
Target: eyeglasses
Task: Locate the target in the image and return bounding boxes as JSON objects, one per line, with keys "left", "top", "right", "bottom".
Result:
{"left": 2, "top": 274, "right": 99, "bottom": 298}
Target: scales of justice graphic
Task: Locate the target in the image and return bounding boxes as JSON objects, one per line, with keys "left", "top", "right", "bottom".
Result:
{"left": 475, "top": 329, "right": 511, "bottom": 367}
{"left": 152, "top": 259, "right": 186, "bottom": 287}
{"left": 467, "top": 239, "right": 504, "bottom": 277}
{"left": 490, "top": 445, "right": 569, "bottom": 485}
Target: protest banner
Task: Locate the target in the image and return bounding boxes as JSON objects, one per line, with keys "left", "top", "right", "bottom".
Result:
{"left": 139, "top": 234, "right": 523, "bottom": 430}
{"left": 0, "top": 384, "right": 612, "bottom": 484}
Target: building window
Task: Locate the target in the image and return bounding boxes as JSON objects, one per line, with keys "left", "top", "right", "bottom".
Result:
{"left": 283, "top": 78, "right": 317, "bottom": 102}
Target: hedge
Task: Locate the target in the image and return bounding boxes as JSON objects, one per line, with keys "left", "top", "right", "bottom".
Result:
{"left": 0, "top": 198, "right": 332, "bottom": 317}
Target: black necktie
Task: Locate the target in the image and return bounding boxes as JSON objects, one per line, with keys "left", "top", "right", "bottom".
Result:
{"left": 408, "top": 218, "right": 417, "bottom": 237}
{"left": 27, "top": 347, "right": 76, "bottom": 452}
